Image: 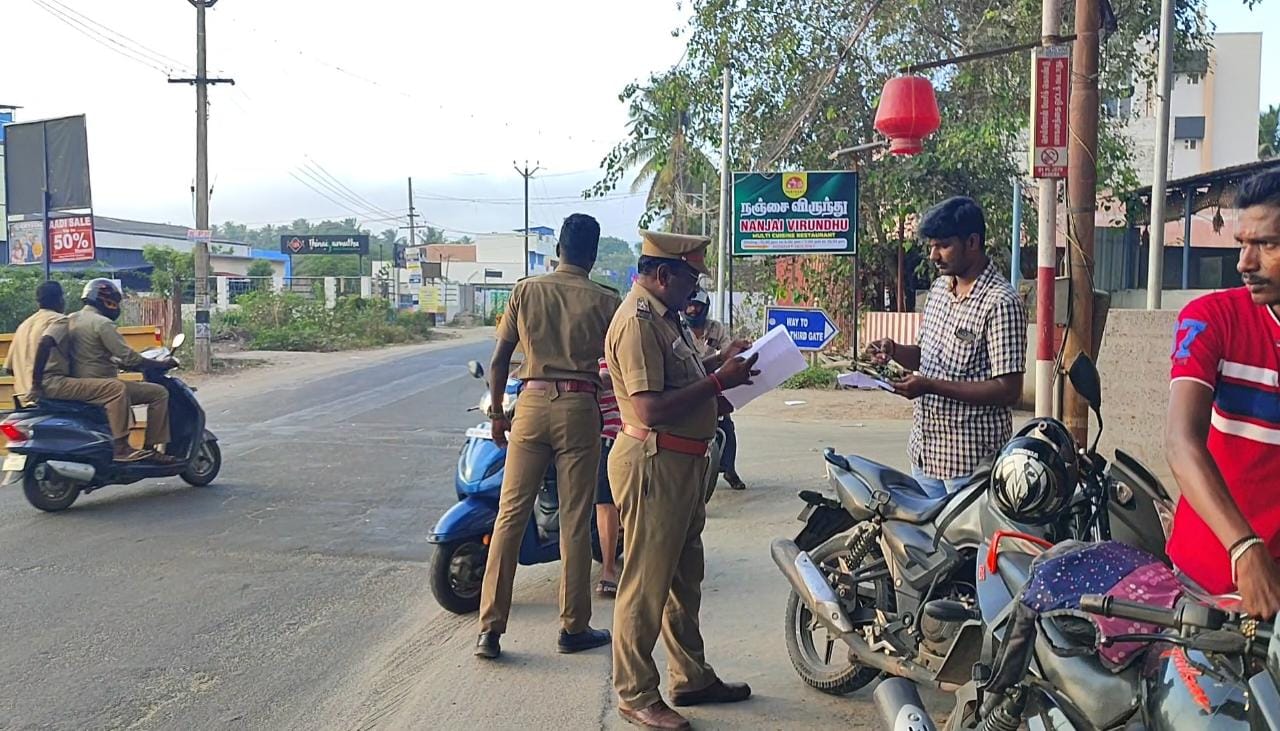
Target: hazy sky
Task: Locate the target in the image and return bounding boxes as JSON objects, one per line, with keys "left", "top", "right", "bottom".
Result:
{"left": 3, "top": 0, "right": 1277, "bottom": 241}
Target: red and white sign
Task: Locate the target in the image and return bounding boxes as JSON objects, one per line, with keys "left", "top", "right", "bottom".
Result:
{"left": 1031, "top": 45, "right": 1070, "bottom": 179}
{"left": 49, "top": 215, "right": 96, "bottom": 263}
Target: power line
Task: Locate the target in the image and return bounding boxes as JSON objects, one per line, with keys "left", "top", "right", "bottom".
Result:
{"left": 292, "top": 166, "right": 406, "bottom": 224}
{"left": 413, "top": 190, "right": 644, "bottom": 204}
{"left": 300, "top": 158, "right": 405, "bottom": 222}
{"left": 42, "top": 0, "right": 192, "bottom": 71}
{"left": 29, "top": 0, "right": 185, "bottom": 75}
{"left": 288, "top": 171, "right": 407, "bottom": 226}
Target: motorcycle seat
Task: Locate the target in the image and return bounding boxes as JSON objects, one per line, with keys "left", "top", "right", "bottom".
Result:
{"left": 30, "top": 398, "right": 109, "bottom": 421}
{"left": 836, "top": 454, "right": 950, "bottom": 524}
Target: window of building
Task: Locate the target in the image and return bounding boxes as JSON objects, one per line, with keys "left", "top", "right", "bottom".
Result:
{"left": 1184, "top": 139, "right": 1198, "bottom": 150}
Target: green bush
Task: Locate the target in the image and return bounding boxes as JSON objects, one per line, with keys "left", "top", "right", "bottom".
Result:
{"left": 0, "top": 268, "right": 109, "bottom": 332}
{"left": 231, "top": 291, "right": 433, "bottom": 352}
{"left": 782, "top": 365, "right": 838, "bottom": 390}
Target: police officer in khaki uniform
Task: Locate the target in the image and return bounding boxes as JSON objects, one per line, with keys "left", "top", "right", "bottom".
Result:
{"left": 475, "top": 214, "right": 621, "bottom": 660}
{"left": 606, "top": 231, "right": 758, "bottom": 730}
{"left": 67, "top": 279, "right": 179, "bottom": 463}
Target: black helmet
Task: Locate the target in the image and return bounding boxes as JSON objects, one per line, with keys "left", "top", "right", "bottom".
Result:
{"left": 1016, "top": 417, "right": 1079, "bottom": 487}
{"left": 82, "top": 278, "right": 123, "bottom": 321}
{"left": 991, "top": 434, "right": 1075, "bottom": 526}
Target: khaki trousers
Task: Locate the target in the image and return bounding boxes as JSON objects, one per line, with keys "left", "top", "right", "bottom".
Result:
{"left": 42, "top": 375, "right": 130, "bottom": 439}
{"left": 478, "top": 387, "right": 601, "bottom": 634}
{"left": 610, "top": 432, "right": 717, "bottom": 711}
{"left": 124, "top": 381, "right": 170, "bottom": 447}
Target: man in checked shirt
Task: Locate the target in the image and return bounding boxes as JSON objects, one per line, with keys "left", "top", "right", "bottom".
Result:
{"left": 869, "top": 196, "right": 1027, "bottom": 497}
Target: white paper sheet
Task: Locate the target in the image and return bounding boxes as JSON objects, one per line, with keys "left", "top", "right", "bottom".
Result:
{"left": 837, "top": 371, "right": 895, "bottom": 392}
{"left": 722, "top": 325, "right": 808, "bottom": 409}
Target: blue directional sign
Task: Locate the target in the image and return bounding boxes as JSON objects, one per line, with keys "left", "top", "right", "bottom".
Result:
{"left": 765, "top": 306, "right": 839, "bottom": 351}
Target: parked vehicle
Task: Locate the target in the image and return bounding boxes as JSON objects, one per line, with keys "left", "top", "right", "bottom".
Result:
{"left": 0, "top": 334, "right": 221, "bottom": 512}
{"left": 427, "top": 361, "right": 624, "bottom": 614}
{"left": 770, "top": 354, "right": 1171, "bottom": 700}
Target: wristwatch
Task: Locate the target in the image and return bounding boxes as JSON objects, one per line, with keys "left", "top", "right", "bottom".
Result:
{"left": 486, "top": 409, "right": 506, "bottom": 420}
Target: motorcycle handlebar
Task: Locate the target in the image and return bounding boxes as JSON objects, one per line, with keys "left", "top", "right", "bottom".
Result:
{"left": 1080, "top": 595, "right": 1181, "bottom": 629}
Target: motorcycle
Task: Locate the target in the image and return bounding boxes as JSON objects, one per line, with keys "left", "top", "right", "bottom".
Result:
{"left": 0, "top": 333, "right": 222, "bottom": 512}
{"left": 428, "top": 360, "right": 628, "bottom": 615}
{"left": 770, "top": 353, "right": 1171, "bottom": 700}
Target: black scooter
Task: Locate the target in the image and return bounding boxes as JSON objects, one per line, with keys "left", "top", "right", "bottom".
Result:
{"left": 0, "top": 334, "right": 221, "bottom": 512}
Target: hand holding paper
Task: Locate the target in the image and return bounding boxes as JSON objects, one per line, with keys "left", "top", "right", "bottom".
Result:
{"left": 722, "top": 325, "right": 808, "bottom": 410}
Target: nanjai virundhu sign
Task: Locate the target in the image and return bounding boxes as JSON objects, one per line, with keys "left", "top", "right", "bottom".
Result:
{"left": 732, "top": 171, "right": 858, "bottom": 256}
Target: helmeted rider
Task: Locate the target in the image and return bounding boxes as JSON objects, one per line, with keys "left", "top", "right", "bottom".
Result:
{"left": 682, "top": 289, "right": 746, "bottom": 490}
{"left": 66, "top": 278, "right": 180, "bottom": 464}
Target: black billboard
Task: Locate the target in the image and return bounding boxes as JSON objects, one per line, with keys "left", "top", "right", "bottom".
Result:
{"left": 3, "top": 115, "right": 93, "bottom": 216}
{"left": 280, "top": 234, "right": 370, "bottom": 255}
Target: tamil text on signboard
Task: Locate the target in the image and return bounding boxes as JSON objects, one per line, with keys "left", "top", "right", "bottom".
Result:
{"left": 280, "top": 234, "right": 370, "bottom": 256}
{"left": 1031, "top": 45, "right": 1070, "bottom": 179}
{"left": 732, "top": 171, "right": 858, "bottom": 256}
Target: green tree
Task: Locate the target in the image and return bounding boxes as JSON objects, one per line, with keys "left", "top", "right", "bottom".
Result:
{"left": 586, "top": 70, "right": 718, "bottom": 232}
{"left": 591, "top": 236, "right": 639, "bottom": 291}
{"left": 143, "top": 245, "right": 194, "bottom": 299}
{"left": 591, "top": 0, "right": 1216, "bottom": 336}
{"left": 247, "top": 260, "right": 275, "bottom": 278}
{"left": 1262, "top": 104, "right": 1280, "bottom": 159}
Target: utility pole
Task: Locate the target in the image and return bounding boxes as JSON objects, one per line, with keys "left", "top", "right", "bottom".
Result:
{"left": 1145, "top": 0, "right": 1176, "bottom": 310}
{"left": 1064, "top": 0, "right": 1101, "bottom": 444}
{"left": 399, "top": 176, "right": 419, "bottom": 308}
{"left": 716, "top": 66, "right": 733, "bottom": 323}
{"left": 170, "top": 0, "right": 234, "bottom": 374}
{"left": 701, "top": 181, "right": 708, "bottom": 237}
{"left": 1035, "top": 0, "right": 1062, "bottom": 419}
{"left": 514, "top": 161, "right": 540, "bottom": 277}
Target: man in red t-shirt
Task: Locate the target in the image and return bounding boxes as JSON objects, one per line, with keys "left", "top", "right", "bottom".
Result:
{"left": 1166, "top": 169, "right": 1280, "bottom": 618}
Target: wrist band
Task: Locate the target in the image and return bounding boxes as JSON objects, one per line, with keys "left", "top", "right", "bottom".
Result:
{"left": 709, "top": 373, "right": 724, "bottom": 394}
{"left": 1230, "top": 535, "right": 1260, "bottom": 554}
{"left": 1230, "top": 537, "right": 1266, "bottom": 586}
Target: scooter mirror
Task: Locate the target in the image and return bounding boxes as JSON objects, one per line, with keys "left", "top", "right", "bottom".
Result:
{"left": 171, "top": 333, "right": 187, "bottom": 350}
{"left": 466, "top": 360, "right": 484, "bottom": 379}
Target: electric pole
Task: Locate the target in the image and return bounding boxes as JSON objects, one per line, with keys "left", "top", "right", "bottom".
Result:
{"left": 170, "top": 0, "right": 233, "bottom": 374}
{"left": 514, "top": 161, "right": 540, "bottom": 277}
{"left": 1064, "top": 0, "right": 1101, "bottom": 444}
{"left": 398, "top": 176, "right": 419, "bottom": 308}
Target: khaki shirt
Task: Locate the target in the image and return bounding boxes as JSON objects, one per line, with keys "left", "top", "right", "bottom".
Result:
{"left": 67, "top": 306, "right": 147, "bottom": 379}
{"left": 689, "top": 319, "right": 730, "bottom": 361}
{"left": 496, "top": 264, "right": 620, "bottom": 386}
{"left": 605, "top": 283, "right": 718, "bottom": 441}
{"left": 4, "top": 309, "right": 72, "bottom": 398}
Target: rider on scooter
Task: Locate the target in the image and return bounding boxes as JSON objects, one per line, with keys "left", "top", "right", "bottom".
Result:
{"left": 64, "top": 279, "right": 180, "bottom": 464}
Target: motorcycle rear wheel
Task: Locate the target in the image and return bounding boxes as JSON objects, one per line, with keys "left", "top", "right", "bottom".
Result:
{"left": 784, "top": 537, "right": 892, "bottom": 695}
{"left": 22, "top": 465, "right": 80, "bottom": 512}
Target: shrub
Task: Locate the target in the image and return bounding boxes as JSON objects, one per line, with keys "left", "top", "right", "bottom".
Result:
{"left": 782, "top": 365, "right": 838, "bottom": 390}
{"left": 230, "top": 291, "right": 433, "bottom": 351}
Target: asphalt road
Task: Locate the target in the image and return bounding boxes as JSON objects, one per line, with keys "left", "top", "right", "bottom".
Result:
{"left": 0, "top": 335, "right": 902, "bottom": 730}
{"left": 0, "top": 336, "right": 495, "bottom": 730}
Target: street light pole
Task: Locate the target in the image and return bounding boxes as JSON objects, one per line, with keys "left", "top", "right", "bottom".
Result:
{"left": 1145, "top": 0, "right": 1176, "bottom": 310}
{"left": 1035, "top": 0, "right": 1061, "bottom": 419}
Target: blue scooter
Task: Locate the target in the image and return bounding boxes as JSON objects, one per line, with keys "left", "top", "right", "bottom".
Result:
{"left": 428, "top": 360, "right": 617, "bottom": 615}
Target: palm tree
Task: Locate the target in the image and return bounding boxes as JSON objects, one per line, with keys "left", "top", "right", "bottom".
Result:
{"left": 619, "top": 78, "right": 717, "bottom": 234}
{"left": 1261, "top": 104, "right": 1280, "bottom": 160}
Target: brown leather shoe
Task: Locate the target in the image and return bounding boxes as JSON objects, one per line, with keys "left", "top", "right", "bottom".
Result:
{"left": 618, "top": 700, "right": 691, "bottom": 730}
{"left": 670, "top": 679, "right": 752, "bottom": 706}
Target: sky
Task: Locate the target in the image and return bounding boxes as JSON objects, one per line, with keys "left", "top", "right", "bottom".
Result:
{"left": 2, "top": 0, "right": 1277, "bottom": 243}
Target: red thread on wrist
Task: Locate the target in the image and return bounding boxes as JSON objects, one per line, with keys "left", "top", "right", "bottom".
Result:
{"left": 709, "top": 373, "right": 724, "bottom": 393}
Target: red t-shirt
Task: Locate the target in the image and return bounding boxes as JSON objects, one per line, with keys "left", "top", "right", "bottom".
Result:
{"left": 1166, "top": 287, "right": 1280, "bottom": 593}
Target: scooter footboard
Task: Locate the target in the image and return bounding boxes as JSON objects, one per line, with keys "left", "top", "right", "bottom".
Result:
{"left": 428, "top": 497, "right": 498, "bottom": 544}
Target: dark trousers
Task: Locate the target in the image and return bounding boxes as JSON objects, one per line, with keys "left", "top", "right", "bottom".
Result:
{"left": 718, "top": 415, "right": 737, "bottom": 475}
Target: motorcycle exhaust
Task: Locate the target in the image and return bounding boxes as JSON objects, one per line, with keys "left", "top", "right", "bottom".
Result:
{"left": 771, "top": 538, "right": 945, "bottom": 689}
{"left": 770, "top": 538, "right": 854, "bottom": 634}
{"left": 874, "top": 677, "right": 939, "bottom": 731}
{"left": 44, "top": 461, "right": 95, "bottom": 484}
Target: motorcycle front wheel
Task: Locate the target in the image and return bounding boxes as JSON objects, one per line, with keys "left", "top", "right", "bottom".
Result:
{"left": 430, "top": 539, "right": 488, "bottom": 614}
{"left": 784, "top": 534, "right": 893, "bottom": 695}
{"left": 181, "top": 439, "right": 222, "bottom": 487}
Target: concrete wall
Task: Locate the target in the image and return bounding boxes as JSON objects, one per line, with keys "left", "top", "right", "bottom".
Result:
{"left": 1019, "top": 309, "right": 1179, "bottom": 484}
